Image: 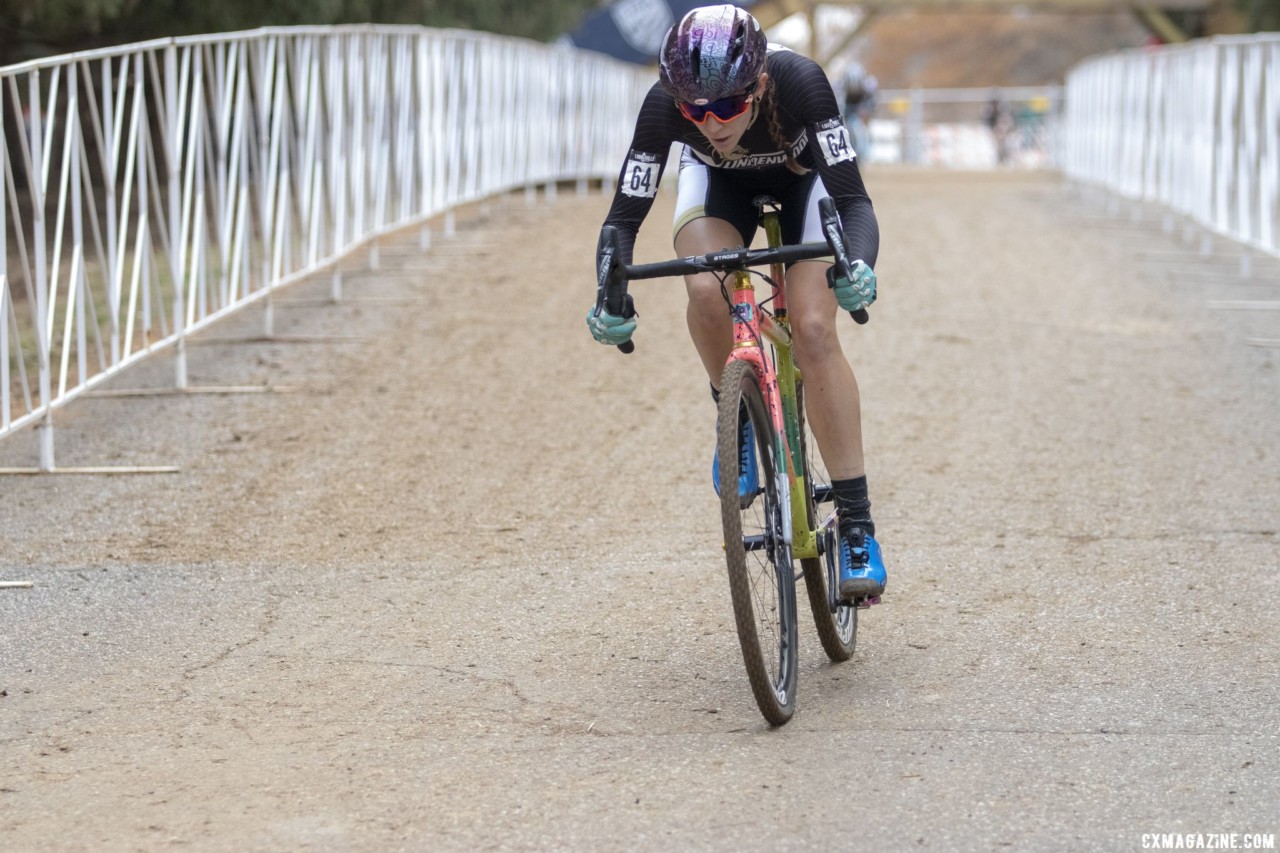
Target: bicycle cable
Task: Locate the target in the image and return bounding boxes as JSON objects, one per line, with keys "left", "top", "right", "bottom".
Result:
{"left": 718, "top": 267, "right": 779, "bottom": 354}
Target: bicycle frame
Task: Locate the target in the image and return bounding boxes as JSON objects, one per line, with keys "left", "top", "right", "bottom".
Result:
{"left": 723, "top": 207, "right": 825, "bottom": 565}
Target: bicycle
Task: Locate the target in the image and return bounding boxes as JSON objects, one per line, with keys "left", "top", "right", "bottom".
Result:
{"left": 596, "top": 195, "right": 875, "bottom": 725}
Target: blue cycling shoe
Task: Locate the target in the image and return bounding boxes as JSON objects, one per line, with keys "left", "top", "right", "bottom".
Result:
{"left": 837, "top": 526, "right": 886, "bottom": 604}
{"left": 712, "top": 416, "right": 759, "bottom": 503}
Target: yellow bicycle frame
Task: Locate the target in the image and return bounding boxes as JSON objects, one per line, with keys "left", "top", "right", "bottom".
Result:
{"left": 755, "top": 208, "right": 822, "bottom": 564}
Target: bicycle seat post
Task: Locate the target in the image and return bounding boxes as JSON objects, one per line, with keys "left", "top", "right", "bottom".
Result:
{"left": 752, "top": 196, "right": 788, "bottom": 321}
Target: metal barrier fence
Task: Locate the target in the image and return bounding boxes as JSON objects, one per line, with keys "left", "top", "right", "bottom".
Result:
{"left": 1, "top": 26, "right": 650, "bottom": 470}
{"left": 867, "top": 86, "right": 1062, "bottom": 169}
{"left": 1060, "top": 34, "right": 1280, "bottom": 259}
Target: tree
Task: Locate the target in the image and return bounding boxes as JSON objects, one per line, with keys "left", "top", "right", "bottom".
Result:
{"left": 1, "top": 0, "right": 603, "bottom": 66}
{"left": 1234, "top": 0, "right": 1280, "bottom": 31}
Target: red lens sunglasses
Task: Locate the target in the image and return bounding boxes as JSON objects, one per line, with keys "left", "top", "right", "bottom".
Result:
{"left": 677, "top": 89, "right": 757, "bottom": 124}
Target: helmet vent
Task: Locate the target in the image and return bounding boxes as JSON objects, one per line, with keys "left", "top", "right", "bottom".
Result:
{"left": 730, "top": 21, "right": 746, "bottom": 61}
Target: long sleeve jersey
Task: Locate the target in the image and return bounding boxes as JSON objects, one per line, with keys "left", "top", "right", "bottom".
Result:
{"left": 600, "top": 47, "right": 879, "bottom": 270}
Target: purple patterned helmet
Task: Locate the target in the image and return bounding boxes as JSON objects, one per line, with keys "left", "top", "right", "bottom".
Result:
{"left": 658, "top": 5, "right": 767, "bottom": 105}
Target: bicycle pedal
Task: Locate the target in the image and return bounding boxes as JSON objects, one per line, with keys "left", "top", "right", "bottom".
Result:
{"left": 856, "top": 595, "right": 882, "bottom": 609}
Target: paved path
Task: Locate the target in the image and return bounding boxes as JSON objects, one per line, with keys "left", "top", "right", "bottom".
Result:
{"left": 2, "top": 170, "right": 1278, "bottom": 852}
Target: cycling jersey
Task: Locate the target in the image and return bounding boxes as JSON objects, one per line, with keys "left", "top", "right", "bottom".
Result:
{"left": 601, "top": 47, "right": 879, "bottom": 270}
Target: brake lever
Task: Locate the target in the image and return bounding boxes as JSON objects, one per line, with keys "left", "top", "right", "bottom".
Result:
{"left": 818, "top": 197, "right": 870, "bottom": 325}
{"left": 596, "top": 226, "right": 636, "bottom": 354}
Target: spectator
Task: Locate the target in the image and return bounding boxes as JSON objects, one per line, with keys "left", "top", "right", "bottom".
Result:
{"left": 838, "top": 62, "right": 878, "bottom": 160}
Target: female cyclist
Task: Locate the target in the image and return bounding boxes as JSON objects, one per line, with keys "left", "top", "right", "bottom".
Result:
{"left": 585, "top": 4, "right": 886, "bottom": 603}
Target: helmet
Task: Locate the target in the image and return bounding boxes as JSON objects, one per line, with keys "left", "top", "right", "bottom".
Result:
{"left": 658, "top": 5, "right": 767, "bottom": 105}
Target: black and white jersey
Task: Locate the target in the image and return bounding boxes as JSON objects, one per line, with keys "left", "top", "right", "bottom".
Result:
{"left": 602, "top": 47, "right": 879, "bottom": 268}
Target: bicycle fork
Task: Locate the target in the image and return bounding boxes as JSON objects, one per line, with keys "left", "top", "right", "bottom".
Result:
{"left": 727, "top": 271, "right": 796, "bottom": 550}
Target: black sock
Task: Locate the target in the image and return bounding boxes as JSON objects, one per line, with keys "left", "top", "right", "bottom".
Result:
{"left": 832, "top": 476, "right": 874, "bottom": 537}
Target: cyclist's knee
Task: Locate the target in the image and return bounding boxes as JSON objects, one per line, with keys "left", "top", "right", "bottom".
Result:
{"left": 686, "top": 273, "right": 724, "bottom": 317}
{"left": 792, "top": 312, "right": 843, "bottom": 367}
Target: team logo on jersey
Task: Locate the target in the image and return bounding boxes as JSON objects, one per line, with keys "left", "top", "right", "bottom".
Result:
{"left": 620, "top": 151, "right": 660, "bottom": 198}
{"left": 683, "top": 131, "right": 808, "bottom": 171}
{"left": 815, "top": 117, "right": 856, "bottom": 165}
{"left": 716, "top": 144, "right": 751, "bottom": 163}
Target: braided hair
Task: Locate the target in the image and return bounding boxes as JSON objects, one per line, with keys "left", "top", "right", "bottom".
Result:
{"left": 760, "top": 78, "right": 808, "bottom": 176}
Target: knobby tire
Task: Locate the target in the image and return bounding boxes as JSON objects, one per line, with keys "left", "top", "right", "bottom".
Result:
{"left": 717, "top": 359, "right": 798, "bottom": 725}
{"left": 796, "top": 380, "right": 858, "bottom": 662}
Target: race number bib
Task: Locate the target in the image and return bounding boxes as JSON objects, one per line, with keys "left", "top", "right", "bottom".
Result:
{"left": 621, "top": 152, "right": 660, "bottom": 198}
{"left": 816, "top": 118, "right": 856, "bottom": 166}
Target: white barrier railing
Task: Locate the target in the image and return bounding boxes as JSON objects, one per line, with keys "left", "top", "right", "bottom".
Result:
{"left": 1060, "top": 35, "right": 1280, "bottom": 258}
{"left": 1, "top": 26, "right": 650, "bottom": 469}
{"left": 868, "top": 86, "right": 1062, "bottom": 169}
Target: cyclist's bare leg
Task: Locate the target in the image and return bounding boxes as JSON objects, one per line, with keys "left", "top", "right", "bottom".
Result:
{"left": 675, "top": 216, "right": 742, "bottom": 382}
{"left": 784, "top": 259, "right": 865, "bottom": 481}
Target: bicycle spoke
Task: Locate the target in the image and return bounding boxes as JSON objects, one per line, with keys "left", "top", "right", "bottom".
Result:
{"left": 719, "top": 359, "right": 798, "bottom": 725}
{"left": 797, "top": 378, "right": 859, "bottom": 661}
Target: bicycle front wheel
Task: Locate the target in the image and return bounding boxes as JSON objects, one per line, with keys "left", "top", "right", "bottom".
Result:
{"left": 717, "top": 359, "right": 799, "bottom": 725}
{"left": 797, "top": 379, "right": 858, "bottom": 662}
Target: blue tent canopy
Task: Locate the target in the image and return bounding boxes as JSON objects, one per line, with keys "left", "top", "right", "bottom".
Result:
{"left": 565, "top": 0, "right": 760, "bottom": 65}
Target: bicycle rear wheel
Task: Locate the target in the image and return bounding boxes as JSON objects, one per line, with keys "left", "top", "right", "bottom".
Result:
{"left": 717, "top": 359, "right": 798, "bottom": 725}
{"left": 797, "top": 379, "right": 858, "bottom": 662}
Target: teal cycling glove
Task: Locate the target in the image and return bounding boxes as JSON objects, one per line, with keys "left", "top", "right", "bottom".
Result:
{"left": 827, "top": 259, "right": 877, "bottom": 313}
{"left": 586, "top": 303, "right": 637, "bottom": 346}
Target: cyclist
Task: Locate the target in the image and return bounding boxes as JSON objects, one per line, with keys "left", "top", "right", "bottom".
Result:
{"left": 838, "top": 61, "right": 878, "bottom": 159}
{"left": 585, "top": 4, "right": 886, "bottom": 603}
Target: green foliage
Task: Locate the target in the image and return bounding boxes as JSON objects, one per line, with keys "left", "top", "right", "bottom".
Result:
{"left": 1234, "top": 0, "right": 1280, "bottom": 31}
{"left": 1, "top": 0, "right": 601, "bottom": 65}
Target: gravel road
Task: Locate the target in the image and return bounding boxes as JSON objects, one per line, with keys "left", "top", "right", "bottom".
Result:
{"left": 2, "top": 169, "right": 1278, "bottom": 852}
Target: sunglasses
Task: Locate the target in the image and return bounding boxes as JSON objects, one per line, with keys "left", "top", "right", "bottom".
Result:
{"left": 677, "top": 91, "right": 756, "bottom": 124}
